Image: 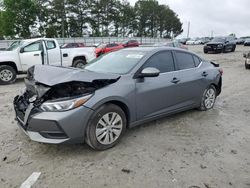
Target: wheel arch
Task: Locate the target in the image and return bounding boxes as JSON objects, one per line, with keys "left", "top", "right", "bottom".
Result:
{"left": 72, "top": 56, "right": 86, "bottom": 65}
{"left": 211, "top": 77, "right": 222, "bottom": 96}
{"left": 92, "top": 99, "right": 131, "bottom": 128}
{"left": 0, "top": 61, "right": 18, "bottom": 73}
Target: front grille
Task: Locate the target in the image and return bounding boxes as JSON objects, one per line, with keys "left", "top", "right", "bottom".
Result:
{"left": 207, "top": 44, "right": 218, "bottom": 48}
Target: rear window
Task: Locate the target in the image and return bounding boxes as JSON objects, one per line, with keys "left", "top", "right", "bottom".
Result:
{"left": 175, "top": 52, "right": 195, "bottom": 70}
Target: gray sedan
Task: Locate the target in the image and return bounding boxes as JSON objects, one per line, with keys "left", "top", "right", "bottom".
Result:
{"left": 14, "top": 47, "right": 222, "bottom": 150}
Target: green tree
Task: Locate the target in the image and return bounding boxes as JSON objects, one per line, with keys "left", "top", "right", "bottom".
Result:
{"left": 3, "top": 0, "right": 38, "bottom": 38}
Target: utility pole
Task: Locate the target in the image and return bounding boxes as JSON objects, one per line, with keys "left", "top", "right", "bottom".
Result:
{"left": 187, "top": 21, "right": 190, "bottom": 38}
{"left": 61, "top": 0, "right": 65, "bottom": 38}
{"left": 211, "top": 30, "right": 214, "bottom": 38}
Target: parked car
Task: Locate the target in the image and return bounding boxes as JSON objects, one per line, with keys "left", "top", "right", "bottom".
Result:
{"left": 95, "top": 43, "right": 124, "bottom": 57}
{"left": 0, "top": 38, "right": 96, "bottom": 84}
{"left": 61, "top": 43, "right": 85, "bottom": 48}
{"left": 243, "top": 52, "right": 250, "bottom": 69}
{"left": 186, "top": 39, "right": 197, "bottom": 45}
{"left": 235, "top": 38, "right": 245, "bottom": 45}
{"left": 244, "top": 39, "right": 250, "bottom": 46}
{"left": 179, "top": 38, "right": 190, "bottom": 45}
{"left": 14, "top": 47, "right": 222, "bottom": 150}
{"left": 121, "top": 40, "right": 139, "bottom": 48}
{"left": 203, "top": 37, "right": 236, "bottom": 53}
{"left": 154, "top": 41, "right": 188, "bottom": 50}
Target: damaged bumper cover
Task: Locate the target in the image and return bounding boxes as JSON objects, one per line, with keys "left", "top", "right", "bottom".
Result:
{"left": 13, "top": 65, "right": 120, "bottom": 144}
{"left": 14, "top": 95, "right": 94, "bottom": 144}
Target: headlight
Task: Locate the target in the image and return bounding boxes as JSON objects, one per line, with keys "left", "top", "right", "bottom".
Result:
{"left": 218, "top": 44, "right": 223, "bottom": 48}
{"left": 40, "top": 94, "right": 92, "bottom": 112}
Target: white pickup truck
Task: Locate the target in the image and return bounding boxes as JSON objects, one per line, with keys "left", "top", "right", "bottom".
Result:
{"left": 0, "top": 38, "right": 96, "bottom": 84}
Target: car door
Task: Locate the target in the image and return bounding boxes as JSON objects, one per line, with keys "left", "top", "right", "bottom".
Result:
{"left": 45, "top": 40, "right": 61, "bottom": 66}
{"left": 19, "top": 41, "right": 44, "bottom": 71}
{"left": 135, "top": 50, "right": 180, "bottom": 120}
{"left": 173, "top": 51, "right": 206, "bottom": 107}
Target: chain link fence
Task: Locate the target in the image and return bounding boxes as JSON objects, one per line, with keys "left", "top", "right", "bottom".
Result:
{"left": 0, "top": 37, "right": 169, "bottom": 49}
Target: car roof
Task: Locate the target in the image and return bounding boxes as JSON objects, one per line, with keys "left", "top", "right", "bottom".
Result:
{"left": 121, "top": 46, "right": 186, "bottom": 53}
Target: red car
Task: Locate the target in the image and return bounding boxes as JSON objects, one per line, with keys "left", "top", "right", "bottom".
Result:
{"left": 121, "top": 40, "right": 139, "bottom": 48}
{"left": 95, "top": 43, "right": 124, "bottom": 57}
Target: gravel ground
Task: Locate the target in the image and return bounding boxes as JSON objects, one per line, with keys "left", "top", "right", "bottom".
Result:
{"left": 0, "top": 45, "right": 250, "bottom": 188}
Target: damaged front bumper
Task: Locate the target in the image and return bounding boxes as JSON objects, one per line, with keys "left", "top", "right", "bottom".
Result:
{"left": 13, "top": 94, "right": 94, "bottom": 144}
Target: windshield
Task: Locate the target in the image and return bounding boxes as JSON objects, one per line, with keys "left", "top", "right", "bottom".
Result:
{"left": 6, "top": 41, "right": 24, "bottom": 51}
{"left": 84, "top": 50, "right": 146, "bottom": 74}
{"left": 212, "top": 38, "right": 226, "bottom": 42}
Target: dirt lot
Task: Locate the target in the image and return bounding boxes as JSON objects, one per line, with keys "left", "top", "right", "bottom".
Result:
{"left": 0, "top": 45, "right": 250, "bottom": 188}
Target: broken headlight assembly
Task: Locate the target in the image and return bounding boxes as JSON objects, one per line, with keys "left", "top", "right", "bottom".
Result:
{"left": 40, "top": 94, "right": 92, "bottom": 112}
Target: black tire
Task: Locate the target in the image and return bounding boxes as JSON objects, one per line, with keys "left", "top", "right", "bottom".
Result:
{"left": 223, "top": 47, "right": 227, "bottom": 53}
{"left": 85, "top": 104, "right": 127, "bottom": 150}
{"left": 203, "top": 49, "right": 208, "bottom": 54}
{"left": 245, "top": 61, "right": 250, "bottom": 69}
{"left": 0, "top": 65, "right": 17, "bottom": 85}
{"left": 232, "top": 45, "right": 236, "bottom": 52}
{"left": 72, "top": 59, "right": 86, "bottom": 68}
{"left": 198, "top": 85, "right": 217, "bottom": 111}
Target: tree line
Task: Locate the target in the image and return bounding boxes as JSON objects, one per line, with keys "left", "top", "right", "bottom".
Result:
{"left": 0, "top": 0, "right": 183, "bottom": 39}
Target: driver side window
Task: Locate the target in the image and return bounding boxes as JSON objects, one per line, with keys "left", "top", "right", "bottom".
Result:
{"left": 23, "top": 42, "right": 42, "bottom": 52}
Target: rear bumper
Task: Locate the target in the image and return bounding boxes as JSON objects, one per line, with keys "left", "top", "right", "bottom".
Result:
{"left": 14, "top": 97, "right": 94, "bottom": 144}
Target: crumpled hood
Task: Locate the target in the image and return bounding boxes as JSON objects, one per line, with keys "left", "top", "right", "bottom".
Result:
{"left": 27, "top": 65, "right": 121, "bottom": 86}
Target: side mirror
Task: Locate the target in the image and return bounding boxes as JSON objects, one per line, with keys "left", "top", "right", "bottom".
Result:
{"left": 20, "top": 47, "right": 24, "bottom": 53}
{"left": 139, "top": 67, "right": 160, "bottom": 78}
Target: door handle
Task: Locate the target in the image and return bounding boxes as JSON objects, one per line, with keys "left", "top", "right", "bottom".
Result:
{"left": 202, "top": 72, "right": 208, "bottom": 77}
{"left": 171, "top": 77, "right": 180, "bottom": 84}
{"left": 34, "top": 54, "right": 40, "bottom": 56}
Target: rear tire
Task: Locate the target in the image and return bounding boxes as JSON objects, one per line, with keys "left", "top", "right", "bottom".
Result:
{"left": 85, "top": 104, "right": 127, "bottom": 150}
{"left": 72, "top": 59, "right": 86, "bottom": 69}
{"left": 198, "top": 85, "right": 217, "bottom": 111}
{"left": 245, "top": 61, "right": 250, "bottom": 69}
{"left": 0, "top": 65, "right": 17, "bottom": 85}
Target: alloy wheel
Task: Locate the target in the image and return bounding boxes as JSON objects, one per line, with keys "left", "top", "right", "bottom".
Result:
{"left": 96, "top": 112, "right": 123, "bottom": 145}
{"left": 204, "top": 88, "right": 216, "bottom": 109}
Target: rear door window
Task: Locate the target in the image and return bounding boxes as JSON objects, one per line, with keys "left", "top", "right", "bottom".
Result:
{"left": 143, "top": 51, "right": 175, "bottom": 73}
{"left": 46, "top": 41, "right": 56, "bottom": 49}
{"left": 193, "top": 56, "right": 201, "bottom": 67}
{"left": 175, "top": 52, "right": 195, "bottom": 70}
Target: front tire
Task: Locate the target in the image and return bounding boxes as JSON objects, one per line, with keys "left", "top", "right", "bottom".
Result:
{"left": 203, "top": 49, "right": 208, "bottom": 54}
{"left": 85, "top": 104, "right": 127, "bottom": 150}
{"left": 199, "top": 85, "right": 217, "bottom": 111}
{"left": 0, "top": 65, "right": 17, "bottom": 85}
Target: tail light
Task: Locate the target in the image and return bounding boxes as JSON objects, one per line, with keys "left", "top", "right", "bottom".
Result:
{"left": 219, "top": 68, "right": 223, "bottom": 75}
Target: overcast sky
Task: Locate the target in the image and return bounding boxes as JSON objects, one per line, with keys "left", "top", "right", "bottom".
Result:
{"left": 128, "top": 0, "right": 250, "bottom": 38}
